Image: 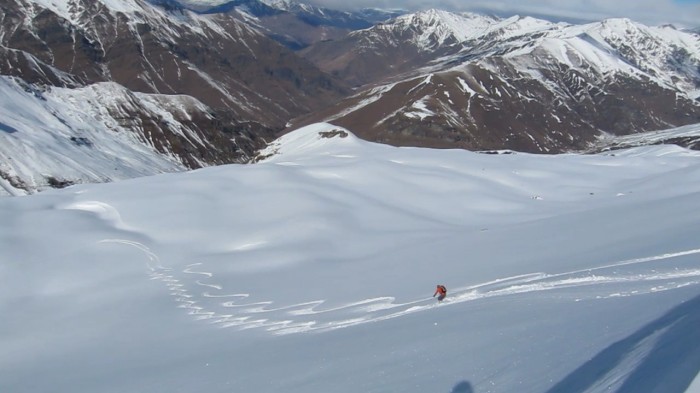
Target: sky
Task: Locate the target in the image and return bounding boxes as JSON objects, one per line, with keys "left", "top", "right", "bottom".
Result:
{"left": 2, "top": 122, "right": 700, "bottom": 393}
{"left": 305, "top": 0, "right": 700, "bottom": 27}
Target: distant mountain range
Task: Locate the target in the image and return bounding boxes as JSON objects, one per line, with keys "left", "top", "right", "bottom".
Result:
{"left": 0, "top": 0, "right": 699, "bottom": 194}
{"left": 295, "top": 10, "right": 700, "bottom": 152}
{"left": 157, "top": 0, "right": 405, "bottom": 49}
{"left": 0, "top": 0, "right": 349, "bottom": 182}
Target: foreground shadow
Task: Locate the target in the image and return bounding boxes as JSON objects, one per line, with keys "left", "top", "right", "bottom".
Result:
{"left": 546, "top": 294, "right": 700, "bottom": 393}
{"left": 451, "top": 380, "right": 474, "bottom": 393}
{"left": 0, "top": 122, "right": 18, "bottom": 134}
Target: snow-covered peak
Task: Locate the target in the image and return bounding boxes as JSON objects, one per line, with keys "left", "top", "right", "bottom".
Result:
{"left": 579, "top": 18, "right": 665, "bottom": 48}
{"left": 13, "top": 0, "right": 261, "bottom": 49}
{"left": 256, "top": 123, "right": 363, "bottom": 162}
{"left": 18, "top": 0, "right": 187, "bottom": 34}
{"left": 372, "top": 9, "right": 498, "bottom": 50}
{"left": 441, "top": 13, "right": 700, "bottom": 95}
{"left": 175, "top": 0, "right": 230, "bottom": 8}
{"left": 367, "top": 10, "right": 565, "bottom": 52}
{"left": 484, "top": 14, "right": 562, "bottom": 40}
{"left": 24, "top": 0, "right": 157, "bottom": 25}
{"left": 31, "top": 0, "right": 147, "bottom": 15}
{"left": 546, "top": 18, "right": 700, "bottom": 92}
{"left": 589, "top": 17, "right": 700, "bottom": 51}
{"left": 263, "top": 0, "right": 298, "bottom": 11}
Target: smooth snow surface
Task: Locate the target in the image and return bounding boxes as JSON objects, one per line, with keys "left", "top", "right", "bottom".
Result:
{"left": 2, "top": 123, "right": 700, "bottom": 393}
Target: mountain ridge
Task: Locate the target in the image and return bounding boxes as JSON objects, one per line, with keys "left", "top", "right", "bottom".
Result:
{"left": 0, "top": 0, "right": 350, "bottom": 192}
{"left": 294, "top": 10, "right": 700, "bottom": 153}
{"left": 157, "top": 0, "right": 404, "bottom": 49}
{"left": 1, "top": 2, "right": 700, "bottom": 194}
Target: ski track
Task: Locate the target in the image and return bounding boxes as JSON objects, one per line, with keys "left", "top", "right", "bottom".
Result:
{"left": 104, "top": 239, "right": 700, "bottom": 335}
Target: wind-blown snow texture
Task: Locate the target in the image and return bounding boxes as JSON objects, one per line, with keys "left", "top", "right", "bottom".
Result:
{"left": 2, "top": 123, "right": 700, "bottom": 393}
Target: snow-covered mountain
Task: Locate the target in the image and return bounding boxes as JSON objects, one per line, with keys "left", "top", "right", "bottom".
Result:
{"left": 297, "top": 10, "right": 700, "bottom": 153}
{"left": 3, "top": 122, "right": 700, "bottom": 392}
{"left": 0, "top": 0, "right": 349, "bottom": 192}
{"left": 2, "top": 0, "right": 347, "bottom": 124}
{"left": 159, "top": 0, "right": 403, "bottom": 49}
{"left": 3, "top": 2, "right": 700, "bottom": 193}
{"left": 590, "top": 122, "right": 700, "bottom": 152}
{"left": 300, "top": 10, "right": 556, "bottom": 87}
{"left": 0, "top": 75, "right": 270, "bottom": 195}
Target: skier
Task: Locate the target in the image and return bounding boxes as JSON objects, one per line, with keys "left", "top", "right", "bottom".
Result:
{"left": 433, "top": 284, "right": 447, "bottom": 301}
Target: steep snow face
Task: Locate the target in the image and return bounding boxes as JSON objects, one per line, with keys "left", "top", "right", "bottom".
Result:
{"left": 584, "top": 19, "right": 700, "bottom": 93}
{"left": 0, "top": 76, "right": 221, "bottom": 195}
{"left": 2, "top": 122, "right": 700, "bottom": 393}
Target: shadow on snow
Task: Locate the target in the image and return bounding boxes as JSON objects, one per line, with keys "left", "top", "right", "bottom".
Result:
{"left": 546, "top": 294, "right": 700, "bottom": 393}
{"left": 0, "top": 122, "right": 18, "bottom": 133}
{"left": 450, "top": 380, "right": 475, "bottom": 393}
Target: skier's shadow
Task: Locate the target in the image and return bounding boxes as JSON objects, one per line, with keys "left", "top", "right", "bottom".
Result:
{"left": 450, "top": 380, "right": 474, "bottom": 393}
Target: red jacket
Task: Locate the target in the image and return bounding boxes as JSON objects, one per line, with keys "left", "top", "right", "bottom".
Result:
{"left": 434, "top": 285, "right": 447, "bottom": 297}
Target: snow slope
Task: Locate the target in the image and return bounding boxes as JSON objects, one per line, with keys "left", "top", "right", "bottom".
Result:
{"left": 2, "top": 123, "right": 700, "bottom": 393}
{"left": 0, "top": 76, "right": 216, "bottom": 196}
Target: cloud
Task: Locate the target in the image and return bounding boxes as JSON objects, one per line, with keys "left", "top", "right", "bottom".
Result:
{"left": 304, "top": 0, "right": 700, "bottom": 27}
